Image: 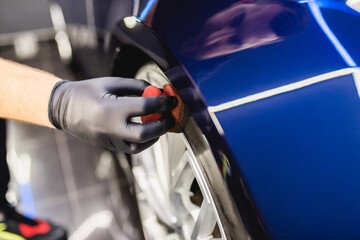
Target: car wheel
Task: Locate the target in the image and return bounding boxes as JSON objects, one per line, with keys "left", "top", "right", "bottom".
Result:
{"left": 132, "top": 62, "right": 249, "bottom": 240}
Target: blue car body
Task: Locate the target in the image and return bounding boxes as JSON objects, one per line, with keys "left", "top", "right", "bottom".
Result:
{"left": 140, "top": 0, "right": 360, "bottom": 238}
{"left": 60, "top": 0, "right": 360, "bottom": 238}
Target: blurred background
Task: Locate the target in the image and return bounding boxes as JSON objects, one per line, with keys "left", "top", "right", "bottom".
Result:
{"left": 0, "top": 0, "right": 141, "bottom": 239}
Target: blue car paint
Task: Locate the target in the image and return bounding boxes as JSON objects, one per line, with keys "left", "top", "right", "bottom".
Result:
{"left": 308, "top": 2, "right": 357, "bottom": 67}
{"left": 217, "top": 73, "right": 360, "bottom": 239}
{"left": 143, "top": 0, "right": 360, "bottom": 238}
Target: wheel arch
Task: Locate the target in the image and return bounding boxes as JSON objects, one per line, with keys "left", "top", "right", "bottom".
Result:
{"left": 109, "top": 16, "right": 178, "bottom": 77}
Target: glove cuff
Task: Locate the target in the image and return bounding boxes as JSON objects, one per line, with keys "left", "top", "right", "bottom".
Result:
{"left": 48, "top": 80, "right": 69, "bottom": 129}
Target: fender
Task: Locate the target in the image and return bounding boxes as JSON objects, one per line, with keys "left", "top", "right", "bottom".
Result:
{"left": 109, "top": 16, "right": 269, "bottom": 239}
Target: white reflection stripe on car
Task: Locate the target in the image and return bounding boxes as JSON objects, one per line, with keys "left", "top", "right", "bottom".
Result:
{"left": 308, "top": 1, "right": 357, "bottom": 67}
{"left": 208, "top": 67, "right": 360, "bottom": 113}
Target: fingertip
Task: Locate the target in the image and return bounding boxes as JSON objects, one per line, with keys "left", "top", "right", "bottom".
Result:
{"left": 158, "top": 114, "right": 174, "bottom": 129}
{"left": 164, "top": 114, "right": 175, "bottom": 130}
{"left": 141, "top": 95, "right": 175, "bottom": 114}
{"left": 160, "top": 96, "right": 178, "bottom": 112}
{"left": 129, "top": 137, "right": 159, "bottom": 154}
{"left": 143, "top": 116, "right": 172, "bottom": 137}
{"left": 169, "top": 96, "right": 178, "bottom": 109}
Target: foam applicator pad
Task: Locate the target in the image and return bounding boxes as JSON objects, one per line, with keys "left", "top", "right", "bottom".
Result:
{"left": 141, "top": 86, "right": 163, "bottom": 123}
{"left": 141, "top": 84, "right": 189, "bottom": 133}
{"left": 163, "top": 84, "right": 189, "bottom": 132}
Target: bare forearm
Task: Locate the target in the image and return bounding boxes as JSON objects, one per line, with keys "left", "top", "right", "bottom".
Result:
{"left": 0, "top": 58, "right": 60, "bottom": 128}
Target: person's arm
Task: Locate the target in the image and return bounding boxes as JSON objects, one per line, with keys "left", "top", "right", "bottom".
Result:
{"left": 0, "top": 58, "right": 59, "bottom": 128}
{"left": 0, "top": 57, "right": 177, "bottom": 153}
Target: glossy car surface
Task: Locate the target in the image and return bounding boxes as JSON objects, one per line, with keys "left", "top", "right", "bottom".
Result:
{"left": 59, "top": 0, "right": 360, "bottom": 239}
{"left": 139, "top": 1, "right": 360, "bottom": 239}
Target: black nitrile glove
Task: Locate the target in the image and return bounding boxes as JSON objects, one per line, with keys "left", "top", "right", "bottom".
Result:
{"left": 48, "top": 77, "right": 177, "bottom": 153}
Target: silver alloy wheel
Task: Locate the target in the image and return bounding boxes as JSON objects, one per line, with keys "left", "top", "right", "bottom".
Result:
{"left": 133, "top": 63, "right": 250, "bottom": 240}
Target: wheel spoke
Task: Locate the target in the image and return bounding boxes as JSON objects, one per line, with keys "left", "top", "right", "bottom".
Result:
{"left": 133, "top": 165, "right": 178, "bottom": 225}
{"left": 133, "top": 147, "right": 179, "bottom": 226}
{"left": 168, "top": 133, "right": 187, "bottom": 173}
{"left": 172, "top": 151, "right": 194, "bottom": 190}
{"left": 154, "top": 136, "right": 170, "bottom": 195}
{"left": 171, "top": 151, "right": 199, "bottom": 226}
{"left": 191, "top": 200, "right": 217, "bottom": 240}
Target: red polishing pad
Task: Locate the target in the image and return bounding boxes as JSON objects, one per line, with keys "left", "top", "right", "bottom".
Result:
{"left": 141, "top": 84, "right": 188, "bottom": 133}
{"left": 141, "top": 86, "right": 163, "bottom": 123}
{"left": 163, "top": 84, "right": 187, "bottom": 133}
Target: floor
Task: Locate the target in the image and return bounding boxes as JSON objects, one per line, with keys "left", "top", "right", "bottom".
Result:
{"left": 0, "top": 41, "right": 141, "bottom": 240}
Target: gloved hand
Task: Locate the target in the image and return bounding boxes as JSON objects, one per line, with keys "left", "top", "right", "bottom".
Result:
{"left": 48, "top": 77, "right": 177, "bottom": 153}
